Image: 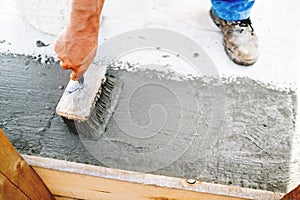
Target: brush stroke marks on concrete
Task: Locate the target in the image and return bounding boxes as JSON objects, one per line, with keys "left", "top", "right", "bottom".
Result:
{"left": 0, "top": 53, "right": 297, "bottom": 192}
{"left": 78, "top": 66, "right": 226, "bottom": 172}
{"left": 0, "top": 53, "right": 101, "bottom": 165}
{"left": 78, "top": 66, "right": 296, "bottom": 192}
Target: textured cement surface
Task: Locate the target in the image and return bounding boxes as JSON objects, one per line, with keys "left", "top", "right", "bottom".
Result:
{"left": 0, "top": 53, "right": 296, "bottom": 193}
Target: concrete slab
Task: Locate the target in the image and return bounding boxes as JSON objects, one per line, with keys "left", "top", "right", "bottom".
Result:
{"left": 0, "top": 54, "right": 297, "bottom": 193}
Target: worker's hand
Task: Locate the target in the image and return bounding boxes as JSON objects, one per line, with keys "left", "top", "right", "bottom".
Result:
{"left": 54, "top": 0, "right": 105, "bottom": 81}
{"left": 54, "top": 29, "right": 98, "bottom": 81}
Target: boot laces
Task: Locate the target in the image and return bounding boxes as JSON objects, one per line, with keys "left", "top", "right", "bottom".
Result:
{"left": 235, "top": 18, "right": 254, "bottom": 33}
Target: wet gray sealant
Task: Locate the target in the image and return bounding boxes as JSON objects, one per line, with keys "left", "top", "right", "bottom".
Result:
{"left": 0, "top": 53, "right": 297, "bottom": 192}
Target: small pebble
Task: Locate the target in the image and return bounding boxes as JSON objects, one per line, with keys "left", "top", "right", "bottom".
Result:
{"left": 58, "top": 85, "right": 64, "bottom": 90}
{"left": 24, "top": 66, "right": 29, "bottom": 70}
{"left": 45, "top": 106, "right": 51, "bottom": 110}
{"left": 36, "top": 40, "right": 50, "bottom": 47}
{"left": 38, "top": 127, "right": 46, "bottom": 133}
{"left": 0, "top": 39, "right": 5, "bottom": 44}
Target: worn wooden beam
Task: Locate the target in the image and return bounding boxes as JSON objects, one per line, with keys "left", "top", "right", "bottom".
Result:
{"left": 282, "top": 185, "right": 300, "bottom": 200}
{"left": 0, "top": 173, "right": 29, "bottom": 200}
{"left": 0, "top": 129, "right": 54, "bottom": 200}
{"left": 23, "top": 155, "right": 284, "bottom": 200}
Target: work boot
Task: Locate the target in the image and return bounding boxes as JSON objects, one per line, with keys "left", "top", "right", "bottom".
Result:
{"left": 210, "top": 9, "right": 259, "bottom": 66}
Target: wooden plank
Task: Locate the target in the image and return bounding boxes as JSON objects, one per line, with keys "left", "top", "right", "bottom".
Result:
{"left": 0, "top": 129, "right": 54, "bottom": 200}
{"left": 35, "top": 167, "right": 248, "bottom": 200}
{"left": 282, "top": 185, "right": 300, "bottom": 200}
{"left": 56, "top": 64, "right": 107, "bottom": 121}
{"left": 0, "top": 173, "right": 29, "bottom": 200}
{"left": 23, "top": 155, "right": 284, "bottom": 200}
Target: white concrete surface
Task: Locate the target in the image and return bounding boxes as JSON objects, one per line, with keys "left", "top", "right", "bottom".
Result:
{"left": 0, "top": 0, "right": 55, "bottom": 56}
{"left": 0, "top": 0, "right": 299, "bottom": 88}
{"left": 14, "top": 0, "right": 71, "bottom": 36}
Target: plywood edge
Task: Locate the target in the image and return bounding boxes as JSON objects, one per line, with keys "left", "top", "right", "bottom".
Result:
{"left": 22, "top": 155, "right": 284, "bottom": 200}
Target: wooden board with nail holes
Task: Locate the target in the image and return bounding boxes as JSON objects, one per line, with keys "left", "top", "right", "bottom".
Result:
{"left": 0, "top": 129, "right": 54, "bottom": 200}
{"left": 22, "top": 155, "right": 284, "bottom": 200}
{"left": 56, "top": 64, "right": 107, "bottom": 121}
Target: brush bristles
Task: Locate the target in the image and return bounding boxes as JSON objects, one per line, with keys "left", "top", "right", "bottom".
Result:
{"left": 76, "top": 73, "right": 120, "bottom": 140}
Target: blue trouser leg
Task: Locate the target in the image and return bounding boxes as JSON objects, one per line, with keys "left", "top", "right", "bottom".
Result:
{"left": 211, "top": 0, "right": 255, "bottom": 21}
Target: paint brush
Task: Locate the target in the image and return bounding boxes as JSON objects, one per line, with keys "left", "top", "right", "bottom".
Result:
{"left": 56, "top": 63, "right": 120, "bottom": 139}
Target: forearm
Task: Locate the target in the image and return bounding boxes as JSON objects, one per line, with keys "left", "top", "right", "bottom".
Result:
{"left": 67, "top": 0, "right": 105, "bottom": 35}
{"left": 55, "top": 0, "right": 106, "bottom": 80}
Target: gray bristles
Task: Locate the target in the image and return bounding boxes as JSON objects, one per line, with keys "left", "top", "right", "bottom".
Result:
{"left": 76, "top": 72, "right": 121, "bottom": 140}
